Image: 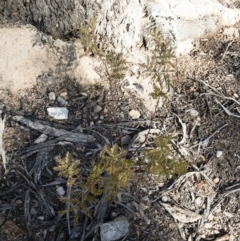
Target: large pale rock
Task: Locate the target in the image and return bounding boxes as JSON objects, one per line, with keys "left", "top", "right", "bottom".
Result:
{"left": 95, "top": 0, "right": 240, "bottom": 57}
{"left": 0, "top": 26, "right": 57, "bottom": 92}
{"left": 0, "top": 25, "right": 100, "bottom": 93}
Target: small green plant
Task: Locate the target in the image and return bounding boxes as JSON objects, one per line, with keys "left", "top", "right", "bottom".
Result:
{"left": 143, "top": 135, "right": 187, "bottom": 179}
{"left": 53, "top": 152, "right": 96, "bottom": 226}
{"left": 77, "top": 12, "right": 99, "bottom": 55}
{"left": 92, "top": 144, "right": 135, "bottom": 201}
{"left": 140, "top": 30, "right": 175, "bottom": 99}
{"left": 54, "top": 145, "right": 135, "bottom": 226}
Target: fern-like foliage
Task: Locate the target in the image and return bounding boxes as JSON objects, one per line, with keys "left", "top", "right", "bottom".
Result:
{"left": 140, "top": 30, "right": 175, "bottom": 99}
{"left": 77, "top": 12, "right": 99, "bottom": 55}
{"left": 53, "top": 152, "right": 96, "bottom": 226}
{"left": 105, "top": 51, "right": 128, "bottom": 81}
{"left": 87, "top": 144, "right": 135, "bottom": 201}
{"left": 54, "top": 152, "right": 80, "bottom": 186}
{"left": 142, "top": 136, "right": 187, "bottom": 179}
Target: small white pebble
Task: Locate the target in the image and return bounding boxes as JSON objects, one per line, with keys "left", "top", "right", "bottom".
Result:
{"left": 56, "top": 186, "right": 65, "bottom": 196}
{"left": 195, "top": 197, "right": 202, "bottom": 206}
{"left": 216, "top": 151, "right": 223, "bottom": 158}
{"left": 214, "top": 177, "right": 220, "bottom": 184}
{"left": 49, "top": 92, "right": 56, "bottom": 101}
{"left": 234, "top": 93, "right": 239, "bottom": 98}
{"left": 162, "top": 196, "right": 168, "bottom": 202}
{"left": 204, "top": 223, "right": 213, "bottom": 229}
{"left": 129, "top": 110, "right": 141, "bottom": 119}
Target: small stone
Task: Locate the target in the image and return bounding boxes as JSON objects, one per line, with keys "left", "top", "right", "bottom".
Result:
{"left": 34, "top": 134, "right": 48, "bottom": 144}
{"left": 47, "top": 107, "right": 68, "bottom": 120}
{"left": 30, "top": 207, "right": 37, "bottom": 215}
{"left": 56, "top": 186, "right": 65, "bottom": 196}
{"left": 234, "top": 93, "right": 239, "bottom": 98}
{"left": 213, "top": 177, "right": 219, "bottom": 183}
{"left": 93, "top": 105, "right": 102, "bottom": 113}
{"left": 216, "top": 151, "right": 223, "bottom": 158}
{"left": 49, "top": 92, "right": 56, "bottom": 101}
{"left": 57, "top": 96, "right": 68, "bottom": 106}
{"left": 204, "top": 223, "right": 213, "bottom": 229}
{"left": 162, "top": 196, "right": 168, "bottom": 202}
{"left": 186, "top": 109, "right": 199, "bottom": 118}
{"left": 60, "top": 92, "right": 68, "bottom": 98}
{"left": 129, "top": 109, "right": 141, "bottom": 119}
{"left": 100, "top": 216, "right": 129, "bottom": 241}
{"left": 195, "top": 197, "right": 202, "bottom": 206}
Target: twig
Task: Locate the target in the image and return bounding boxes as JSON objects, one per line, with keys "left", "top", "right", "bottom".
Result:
{"left": 221, "top": 41, "right": 233, "bottom": 61}
{"left": 191, "top": 78, "right": 224, "bottom": 96}
{"left": 189, "top": 123, "right": 228, "bottom": 149}
{"left": 201, "top": 92, "right": 240, "bottom": 107}
{"left": 174, "top": 114, "right": 188, "bottom": 144}
{"left": 214, "top": 98, "right": 240, "bottom": 118}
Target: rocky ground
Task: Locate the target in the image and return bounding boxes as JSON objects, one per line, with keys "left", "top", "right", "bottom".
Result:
{"left": 0, "top": 28, "right": 240, "bottom": 241}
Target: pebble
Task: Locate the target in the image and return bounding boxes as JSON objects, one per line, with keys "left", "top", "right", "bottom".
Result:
{"left": 47, "top": 107, "right": 68, "bottom": 120}
{"left": 48, "top": 92, "right": 56, "bottom": 101}
{"left": 100, "top": 216, "right": 129, "bottom": 241}
{"left": 129, "top": 109, "right": 141, "bottom": 119}
{"left": 213, "top": 177, "right": 220, "bottom": 183}
{"left": 195, "top": 197, "right": 202, "bottom": 206}
{"left": 56, "top": 186, "right": 65, "bottom": 196}
{"left": 60, "top": 92, "right": 68, "bottom": 98}
{"left": 94, "top": 105, "right": 102, "bottom": 113}
{"left": 186, "top": 109, "right": 199, "bottom": 118}
{"left": 216, "top": 150, "right": 223, "bottom": 158}
{"left": 57, "top": 96, "right": 68, "bottom": 106}
{"left": 34, "top": 134, "right": 48, "bottom": 144}
{"left": 162, "top": 196, "right": 168, "bottom": 202}
{"left": 204, "top": 223, "right": 213, "bottom": 229}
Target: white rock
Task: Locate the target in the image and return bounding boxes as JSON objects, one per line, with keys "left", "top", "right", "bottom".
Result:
{"left": 47, "top": 107, "right": 68, "bottom": 120}
{"left": 195, "top": 197, "right": 202, "bottom": 206}
{"left": 56, "top": 186, "right": 65, "bottom": 196}
{"left": 162, "top": 196, "right": 168, "bottom": 202}
{"left": 34, "top": 134, "right": 48, "bottom": 144}
{"left": 49, "top": 92, "right": 56, "bottom": 101}
{"left": 96, "top": 0, "right": 240, "bottom": 57}
{"left": 129, "top": 110, "right": 141, "bottom": 119}
{"left": 100, "top": 216, "right": 129, "bottom": 241}
{"left": 216, "top": 151, "right": 223, "bottom": 158}
{"left": 213, "top": 177, "right": 220, "bottom": 184}
{"left": 204, "top": 222, "right": 213, "bottom": 229}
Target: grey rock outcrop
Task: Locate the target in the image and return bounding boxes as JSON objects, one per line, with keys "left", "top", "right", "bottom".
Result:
{"left": 0, "top": 0, "right": 85, "bottom": 38}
